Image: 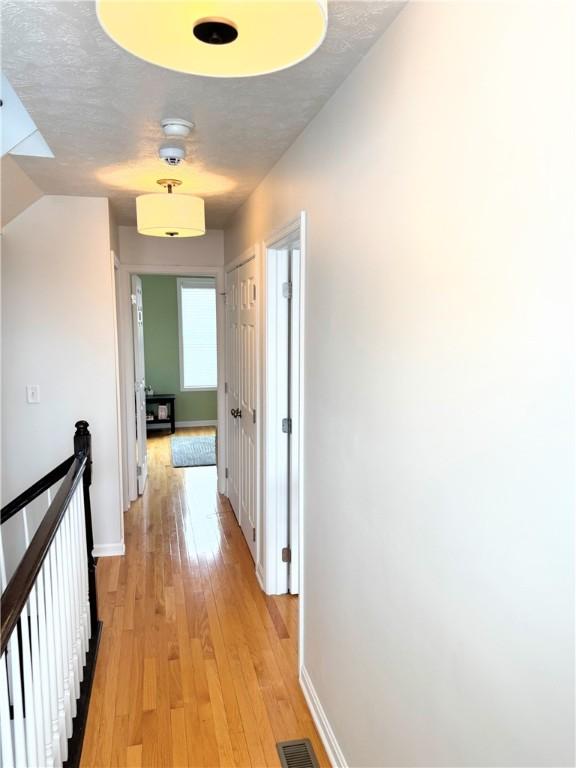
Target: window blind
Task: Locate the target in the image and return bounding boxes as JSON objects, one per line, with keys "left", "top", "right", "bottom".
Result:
{"left": 178, "top": 278, "right": 217, "bottom": 390}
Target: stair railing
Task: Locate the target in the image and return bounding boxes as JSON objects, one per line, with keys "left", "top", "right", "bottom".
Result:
{"left": 0, "top": 421, "right": 101, "bottom": 768}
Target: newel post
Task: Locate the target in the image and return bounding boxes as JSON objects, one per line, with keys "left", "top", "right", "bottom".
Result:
{"left": 74, "top": 420, "right": 98, "bottom": 631}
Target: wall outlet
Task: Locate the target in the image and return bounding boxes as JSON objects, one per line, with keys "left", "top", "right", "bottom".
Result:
{"left": 26, "top": 384, "right": 40, "bottom": 404}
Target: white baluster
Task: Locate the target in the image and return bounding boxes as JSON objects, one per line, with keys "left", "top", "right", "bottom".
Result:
{"left": 29, "top": 578, "right": 52, "bottom": 768}
{"left": 55, "top": 527, "right": 73, "bottom": 746}
{"left": 79, "top": 488, "right": 89, "bottom": 661}
{"left": 22, "top": 506, "right": 30, "bottom": 549}
{"left": 8, "top": 622, "right": 27, "bottom": 766}
{"left": 0, "top": 653, "right": 15, "bottom": 768}
{"left": 77, "top": 488, "right": 91, "bottom": 647}
{"left": 63, "top": 508, "right": 79, "bottom": 709}
{"left": 0, "top": 527, "right": 7, "bottom": 592}
{"left": 45, "top": 551, "right": 65, "bottom": 764}
{"left": 19, "top": 599, "right": 38, "bottom": 767}
{"left": 71, "top": 491, "right": 86, "bottom": 673}
{"left": 40, "top": 560, "right": 59, "bottom": 766}
{"left": 66, "top": 511, "right": 78, "bottom": 713}
{"left": 68, "top": 495, "right": 80, "bottom": 676}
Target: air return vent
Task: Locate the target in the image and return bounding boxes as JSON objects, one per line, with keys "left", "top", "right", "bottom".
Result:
{"left": 277, "top": 739, "right": 320, "bottom": 768}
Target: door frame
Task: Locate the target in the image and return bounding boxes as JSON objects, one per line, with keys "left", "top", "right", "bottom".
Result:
{"left": 131, "top": 274, "right": 148, "bottom": 495}
{"left": 224, "top": 267, "right": 240, "bottom": 520}
{"left": 262, "top": 212, "right": 306, "bottom": 598}
{"left": 117, "top": 263, "right": 226, "bottom": 502}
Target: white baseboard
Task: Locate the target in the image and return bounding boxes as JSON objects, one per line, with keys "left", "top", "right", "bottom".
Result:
{"left": 300, "top": 666, "right": 347, "bottom": 768}
{"left": 93, "top": 542, "right": 125, "bottom": 558}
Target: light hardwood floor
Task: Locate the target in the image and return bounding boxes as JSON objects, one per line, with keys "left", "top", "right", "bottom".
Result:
{"left": 80, "top": 428, "right": 329, "bottom": 767}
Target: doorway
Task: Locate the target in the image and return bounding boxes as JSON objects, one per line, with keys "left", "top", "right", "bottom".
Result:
{"left": 132, "top": 274, "right": 220, "bottom": 492}
{"left": 263, "top": 214, "right": 305, "bottom": 597}
{"left": 117, "top": 265, "right": 226, "bottom": 505}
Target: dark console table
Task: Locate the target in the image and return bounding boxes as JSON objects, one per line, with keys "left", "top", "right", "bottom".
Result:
{"left": 146, "top": 394, "right": 176, "bottom": 434}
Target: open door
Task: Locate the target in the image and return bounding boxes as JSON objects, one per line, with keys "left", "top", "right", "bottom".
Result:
{"left": 131, "top": 275, "right": 148, "bottom": 495}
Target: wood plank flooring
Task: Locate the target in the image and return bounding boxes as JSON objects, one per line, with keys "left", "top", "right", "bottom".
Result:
{"left": 80, "top": 428, "right": 328, "bottom": 767}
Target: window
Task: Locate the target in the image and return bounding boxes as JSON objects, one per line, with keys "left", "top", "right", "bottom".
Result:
{"left": 178, "top": 277, "right": 217, "bottom": 390}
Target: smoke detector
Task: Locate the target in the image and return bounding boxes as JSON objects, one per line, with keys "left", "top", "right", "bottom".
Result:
{"left": 159, "top": 144, "right": 186, "bottom": 166}
{"left": 161, "top": 118, "right": 194, "bottom": 139}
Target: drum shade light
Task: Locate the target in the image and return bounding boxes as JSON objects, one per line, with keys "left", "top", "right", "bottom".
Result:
{"left": 136, "top": 180, "right": 206, "bottom": 238}
{"left": 96, "top": 1, "right": 328, "bottom": 78}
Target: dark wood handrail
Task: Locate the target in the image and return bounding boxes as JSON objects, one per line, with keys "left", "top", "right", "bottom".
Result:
{"left": 1, "top": 455, "right": 75, "bottom": 525}
{"left": 0, "top": 454, "right": 87, "bottom": 656}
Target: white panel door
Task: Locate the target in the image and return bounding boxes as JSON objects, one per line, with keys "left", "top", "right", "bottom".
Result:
{"left": 225, "top": 268, "right": 240, "bottom": 519}
{"left": 238, "top": 258, "right": 258, "bottom": 560}
{"left": 131, "top": 275, "right": 148, "bottom": 495}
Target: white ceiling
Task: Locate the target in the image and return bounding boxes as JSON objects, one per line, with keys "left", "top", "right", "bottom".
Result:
{"left": 1, "top": 1, "right": 403, "bottom": 227}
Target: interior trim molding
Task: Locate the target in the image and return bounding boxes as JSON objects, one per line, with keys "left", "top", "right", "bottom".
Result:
{"left": 224, "top": 244, "right": 257, "bottom": 274}
{"left": 300, "top": 665, "right": 347, "bottom": 768}
{"left": 256, "top": 562, "right": 265, "bottom": 590}
{"left": 92, "top": 542, "right": 125, "bottom": 557}
{"left": 117, "top": 262, "right": 227, "bottom": 501}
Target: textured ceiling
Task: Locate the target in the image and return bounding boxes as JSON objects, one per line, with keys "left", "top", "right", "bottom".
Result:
{"left": 1, "top": 0, "right": 404, "bottom": 227}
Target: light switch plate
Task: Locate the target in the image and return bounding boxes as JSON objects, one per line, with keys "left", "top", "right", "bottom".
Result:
{"left": 26, "top": 384, "right": 40, "bottom": 403}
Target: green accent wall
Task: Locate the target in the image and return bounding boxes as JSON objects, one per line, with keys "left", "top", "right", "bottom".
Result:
{"left": 140, "top": 275, "right": 217, "bottom": 422}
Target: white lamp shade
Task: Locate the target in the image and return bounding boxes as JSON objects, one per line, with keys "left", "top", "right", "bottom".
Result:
{"left": 136, "top": 193, "right": 205, "bottom": 238}
{"left": 96, "top": 1, "right": 328, "bottom": 78}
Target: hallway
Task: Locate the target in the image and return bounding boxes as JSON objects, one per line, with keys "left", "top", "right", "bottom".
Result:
{"left": 80, "top": 428, "right": 328, "bottom": 767}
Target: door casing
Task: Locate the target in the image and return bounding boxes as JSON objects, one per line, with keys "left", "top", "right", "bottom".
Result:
{"left": 117, "top": 264, "right": 226, "bottom": 504}
{"left": 262, "top": 213, "right": 306, "bottom": 597}
{"left": 131, "top": 274, "right": 148, "bottom": 495}
{"left": 225, "top": 267, "right": 240, "bottom": 519}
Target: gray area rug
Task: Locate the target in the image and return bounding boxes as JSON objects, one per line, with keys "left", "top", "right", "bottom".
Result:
{"left": 171, "top": 435, "right": 216, "bottom": 468}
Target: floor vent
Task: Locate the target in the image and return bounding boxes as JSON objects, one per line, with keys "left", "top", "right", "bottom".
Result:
{"left": 277, "top": 739, "right": 320, "bottom": 768}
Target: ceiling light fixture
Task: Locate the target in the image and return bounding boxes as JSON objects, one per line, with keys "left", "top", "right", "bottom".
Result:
{"left": 136, "top": 179, "right": 205, "bottom": 238}
{"left": 96, "top": 1, "right": 328, "bottom": 78}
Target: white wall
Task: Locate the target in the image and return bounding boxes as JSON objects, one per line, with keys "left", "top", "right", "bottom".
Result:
{"left": 118, "top": 225, "right": 224, "bottom": 266}
{"left": 224, "top": 2, "right": 575, "bottom": 765}
{"left": 2, "top": 196, "right": 124, "bottom": 555}
{"left": 0, "top": 155, "right": 43, "bottom": 229}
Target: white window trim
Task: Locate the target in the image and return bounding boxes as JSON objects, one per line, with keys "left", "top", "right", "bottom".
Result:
{"left": 177, "top": 276, "right": 218, "bottom": 392}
